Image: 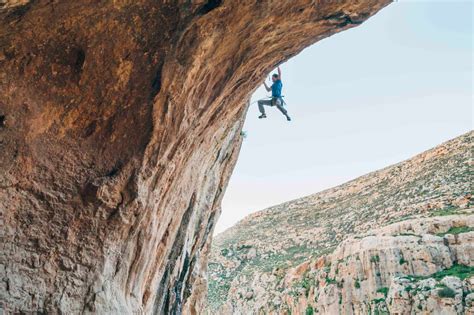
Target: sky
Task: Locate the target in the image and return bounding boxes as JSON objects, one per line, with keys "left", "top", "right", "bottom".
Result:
{"left": 215, "top": 0, "right": 473, "bottom": 234}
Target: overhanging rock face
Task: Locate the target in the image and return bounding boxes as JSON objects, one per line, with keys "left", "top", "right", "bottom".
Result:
{"left": 0, "top": 1, "right": 391, "bottom": 313}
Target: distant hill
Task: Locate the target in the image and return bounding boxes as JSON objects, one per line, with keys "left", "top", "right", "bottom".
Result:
{"left": 207, "top": 132, "right": 473, "bottom": 314}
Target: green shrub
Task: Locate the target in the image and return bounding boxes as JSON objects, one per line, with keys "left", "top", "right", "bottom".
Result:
{"left": 437, "top": 226, "right": 473, "bottom": 237}
{"left": 429, "top": 205, "right": 460, "bottom": 217}
{"left": 377, "top": 287, "right": 389, "bottom": 297}
{"left": 325, "top": 277, "right": 337, "bottom": 284}
{"left": 354, "top": 279, "right": 360, "bottom": 289}
{"left": 401, "top": 264, "right": 474, "bottom": 282}
{"left": 399, "top": 257, "right": 407, "bottom": 265}
{"left": 305, "top": 305, "right": 314, "bottom": 315}
{"left": 430, "top": 263, "right": 474, "bottom": 280}
{"left": 438, "top": 287, "right": 456, "bottom": 298}
{"left": 370, "top": 255, "right": 380, "bottom": 263}
{"left": 297, "top": 277, "right": 315, "bottom": 297}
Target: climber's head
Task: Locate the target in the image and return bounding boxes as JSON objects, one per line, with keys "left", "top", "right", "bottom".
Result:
{"left": 272, "top": 73, "right": 279, "bottom": 82}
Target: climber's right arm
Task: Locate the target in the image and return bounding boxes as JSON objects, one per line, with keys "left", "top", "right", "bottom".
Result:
{"left": 263, "top": 81, "right": 271, "bottom": 92}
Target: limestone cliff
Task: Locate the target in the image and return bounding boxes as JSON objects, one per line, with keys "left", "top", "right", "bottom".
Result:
{"left": 208, "top": 132, "right": 473, "bottom": 314}
{"left": 0, "top": 0, "right": 391, "bottom": 313}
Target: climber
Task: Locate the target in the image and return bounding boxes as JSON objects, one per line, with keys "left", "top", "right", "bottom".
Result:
{"left": 257, "top": 66, "right": 291, "bottom": 121}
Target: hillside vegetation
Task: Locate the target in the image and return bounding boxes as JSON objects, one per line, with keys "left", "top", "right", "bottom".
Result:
{"left": 208, "top": 132, "right": 473, "bottom": 314}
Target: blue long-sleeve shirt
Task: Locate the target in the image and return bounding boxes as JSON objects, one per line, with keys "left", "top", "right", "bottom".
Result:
{"left": 271, "top": 80, "right": 282, "bottom": 97}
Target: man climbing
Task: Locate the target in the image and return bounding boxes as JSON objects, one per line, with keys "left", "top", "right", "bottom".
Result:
{"left": 258, "top": 66, "right": 291, "bottom": 121}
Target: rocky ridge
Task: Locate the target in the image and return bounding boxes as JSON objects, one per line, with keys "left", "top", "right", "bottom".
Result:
{"left": 271, "top": 214, "right": 474, "bottom": 314}
{"left": 208, "top": 132, "right": 473, "bottom": 314}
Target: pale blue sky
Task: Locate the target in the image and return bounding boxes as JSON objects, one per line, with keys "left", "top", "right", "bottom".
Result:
{"left": 215, "top": 0, "right": 473, "bottom": 233}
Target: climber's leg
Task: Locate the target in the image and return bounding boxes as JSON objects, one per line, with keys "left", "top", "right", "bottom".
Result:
{"left": 274, "top": 98, "right": 291, "bottom": 121}
{"left": 257, "top": 99, "right": 272, "bottom": 119}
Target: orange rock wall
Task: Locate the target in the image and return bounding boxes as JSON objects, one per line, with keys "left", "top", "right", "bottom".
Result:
{"left": 0, "top": 1, "right": 390, "bottom": 313}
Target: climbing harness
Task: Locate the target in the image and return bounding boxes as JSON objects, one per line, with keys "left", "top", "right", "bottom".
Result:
{"left": 249, "top": 96, "right": 288, "bottom": 107}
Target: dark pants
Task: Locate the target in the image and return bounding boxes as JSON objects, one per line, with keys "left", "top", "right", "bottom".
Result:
{"left": 257, "top": 98, "right": 288, "bottom": 116}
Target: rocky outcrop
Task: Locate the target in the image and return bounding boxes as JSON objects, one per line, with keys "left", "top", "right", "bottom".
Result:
{"left": 0, "top": 0, "right": 391, "bottom": 313}
{"left": 214, "top": 215, "right": 474, "bottom": 314}
{"left": 208, "top": 132, "right": 473, "bottom": 313}
{"left": 276, "top": 214, "right": 474, "bottom": 315}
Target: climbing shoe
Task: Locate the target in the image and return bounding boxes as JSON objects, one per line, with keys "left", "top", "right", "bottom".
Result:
{"left": 258, "top": 114, "right": 267, "bottom": 119}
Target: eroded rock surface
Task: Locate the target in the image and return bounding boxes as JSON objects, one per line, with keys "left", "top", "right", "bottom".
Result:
{"left": 277, "top": 215, "right": 474, "bottom": 315}
{"left": 0, "top": 0, "right": 391, "bottom": 313}
{"left": 208, "top": 132, "right": 473, "bottom": 314}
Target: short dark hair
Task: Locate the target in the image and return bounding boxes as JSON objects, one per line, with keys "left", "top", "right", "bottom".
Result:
{"left": 272, "top": 73, "right": 279, "bottom": 78}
